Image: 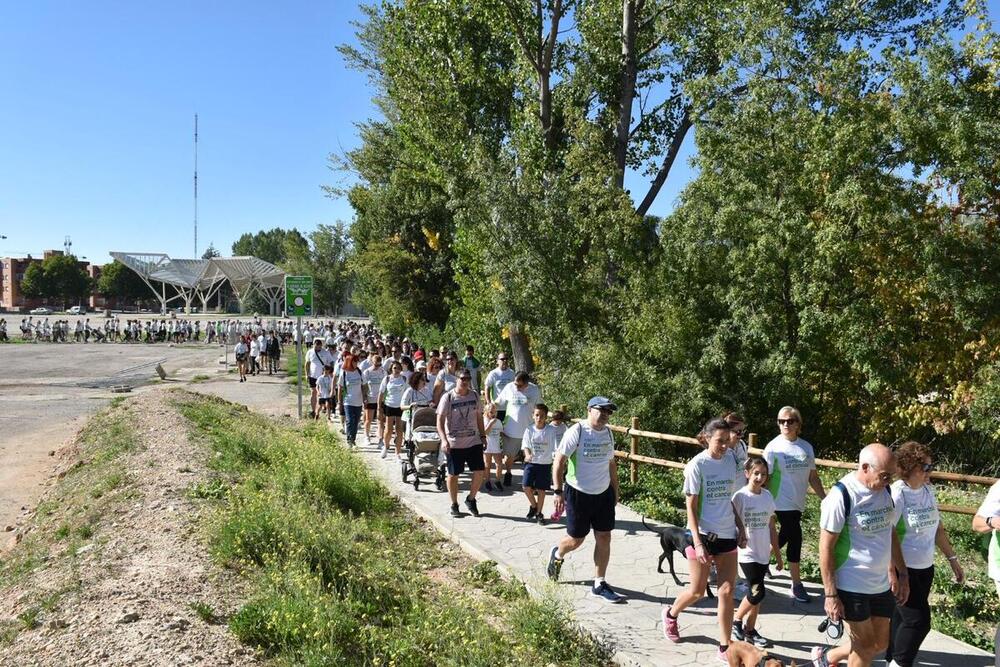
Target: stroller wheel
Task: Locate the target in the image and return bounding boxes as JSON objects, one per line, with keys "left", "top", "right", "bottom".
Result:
{"left": 413, "top": 477, "right": 420, "bottom": 491}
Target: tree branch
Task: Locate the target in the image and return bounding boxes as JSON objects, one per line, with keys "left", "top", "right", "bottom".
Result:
{"left": 635, "top": 107, "right": 691, "bottom": 217}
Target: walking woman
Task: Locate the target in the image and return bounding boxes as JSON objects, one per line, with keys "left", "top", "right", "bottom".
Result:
{"left": 663, "top": 418, "right": 742, "bottom": 662}
{"left": 234, "top": 335, "right": 249, "bottom": 382}
{"left": 362, "top": 354, "right": 386, "bottom": 446}
{"left": 885, "top": 441, "right": 964, "bottom": 667}
{"left": 337, "top": 353, "right": 367, "bottom": 448}
{"left": 378, "top": 361, "right": 407, "bottom": 460}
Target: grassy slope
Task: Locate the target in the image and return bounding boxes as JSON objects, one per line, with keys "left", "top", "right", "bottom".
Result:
{"left": 622, "top": 459, "right": 999, "bottom": 651}
{"left": 174, "top": 392, "right": 611, "bottom": 667}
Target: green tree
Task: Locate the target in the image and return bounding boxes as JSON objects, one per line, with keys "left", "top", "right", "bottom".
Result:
{"left": 43, "top": 254, "right": 91, "bottom": 308}
{"left": 97, "top": 260, "right": 149, "bottom": 310}
{"left": 201, "top": 243, "right": 221, "bottom": 260}
{"left": 231, "top": 228, "right": 308, "bottom": 264}
{"left": 19, "top": 263, "right": 49, "bottom": 300}
{"left": 282, "top": 223, "right": 353, "bottom": 316}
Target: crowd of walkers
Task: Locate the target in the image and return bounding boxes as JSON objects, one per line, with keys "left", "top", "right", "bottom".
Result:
{"left": 299, "top": 321, "right": 1000, "bottom": 667}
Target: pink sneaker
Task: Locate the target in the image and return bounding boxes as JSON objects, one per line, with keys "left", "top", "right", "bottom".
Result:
{"left": 661, "top": 607, "right": 680, "bottom": 642}
{"left": 716, "top": 646, "right": 729, "bottom": 663}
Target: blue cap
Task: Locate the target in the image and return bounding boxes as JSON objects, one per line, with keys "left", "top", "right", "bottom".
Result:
{"left": 587, "top": 396, "right": 617, "bottom": 411}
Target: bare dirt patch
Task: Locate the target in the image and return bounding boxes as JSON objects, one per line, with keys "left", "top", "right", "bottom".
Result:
{"left": 0, "top": 390, "right": 259, "bottom": 667}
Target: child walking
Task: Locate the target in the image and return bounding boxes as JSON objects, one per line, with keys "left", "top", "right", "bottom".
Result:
{"left": 731, "top": 456, "right": 783, "bottom": 648}
{"left": 317, "top": 364, "right": 334, "bottom": 421}
{"left": 521, "top": 403, "right": 559, "bottom": 525}
{"left": 483, "top": 402, "right": 504, "bottom": 492}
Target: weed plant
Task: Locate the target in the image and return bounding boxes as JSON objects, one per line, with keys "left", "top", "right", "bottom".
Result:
{"left": 176, "top": 393, "right": 610, "bottom": 666}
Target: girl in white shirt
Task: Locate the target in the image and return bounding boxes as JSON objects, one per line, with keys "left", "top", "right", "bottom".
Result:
{"left": 483, "top": 402, "right": 504, "bottom": 492}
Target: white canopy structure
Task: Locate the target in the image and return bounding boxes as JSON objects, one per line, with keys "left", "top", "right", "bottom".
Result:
{"left": 110, "top": 252, "right": 286, "bottom": 315}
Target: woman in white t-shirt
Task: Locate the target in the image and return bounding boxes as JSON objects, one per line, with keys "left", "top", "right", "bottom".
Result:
{"left": 663, "top": 419, "right": 741, "bottom": 662}
{"left": 234, "top": 336, "right": 249, "bottom": 382}
{"left": 378, "top": 361, "right": 408, "bottom": 459}
{"left": 336, "top": 354, "right": 367, "bottom": 448}
{"left": 362, "top": 355, "right": 386, "bottom": 446}
{"left": 886, "top": 441, "right": 963, "bottom": 667}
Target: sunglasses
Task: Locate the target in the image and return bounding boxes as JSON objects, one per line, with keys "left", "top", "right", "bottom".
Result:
{"left": 458, "top": 375, "right": 472, "bottom": 381}
{"left": 777, "top": 418, "right": 799, "bottom": 425}
{"left": 921, "top": 463, "right": 935, "bottom": 473}
{"left": 731, "top": 427, "right": 746, "bottom": 436}
{"left": 497, "top": 357, "right": 508, "bottom": 361}
{"left": 592, "top": 406, "right": 614, "bottom": 415}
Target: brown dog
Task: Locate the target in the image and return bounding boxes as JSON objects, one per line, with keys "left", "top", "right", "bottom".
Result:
{"left": 725, "top": 640, "right": 795, "bottom": 667}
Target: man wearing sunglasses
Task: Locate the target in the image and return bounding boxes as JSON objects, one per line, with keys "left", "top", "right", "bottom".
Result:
{"left": 547, "top": 396, "right": 625, "bottom": 603}
{"left": 762, "top": 405, "right": 827, "bottom": 603}
{"left": 437, "top": 369, "right": 488, "bottom": 518}
{"left": 812, "top": 443, "right": 909, "bottom": 667}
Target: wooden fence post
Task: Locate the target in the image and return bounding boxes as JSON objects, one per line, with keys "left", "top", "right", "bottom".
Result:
{"left": 748, "top": 432, "right": 758, "bottom": 454}
{"left": 630, "top": 416, "right": 640, "bottom": 484}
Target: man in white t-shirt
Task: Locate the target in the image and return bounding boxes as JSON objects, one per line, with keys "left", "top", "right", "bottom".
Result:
{"left": 495, "top": 371, "right": 541, "bottom": 488}
{"left": 547, "top": 396, "right": 624, "bottom": 604}
{"left": 482, "top": 354, "right": 514, "bottom": 418}
{"left": 812, "top": 443, "right": 908, "bottom": 667}
{"left": 973, "top": 480, "right": 1000, "bottom": 664}
{"left": 305, "top": 338, "right": 335, "bottom": 419}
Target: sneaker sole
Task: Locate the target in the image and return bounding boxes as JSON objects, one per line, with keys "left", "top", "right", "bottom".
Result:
{"left": 590, "top": 591, "right": 625, "bottom": 603}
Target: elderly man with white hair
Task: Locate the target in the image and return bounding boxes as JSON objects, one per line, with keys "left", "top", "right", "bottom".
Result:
{"left": 812, "top": 443, "right": 909, "bottom": 667}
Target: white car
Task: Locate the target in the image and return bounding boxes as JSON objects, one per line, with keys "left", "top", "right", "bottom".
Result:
{"left": 68, "top": 306, "right": 87, "bottom": 315}
{"left": 29, "top": 307, "right": 53, "bottom": 315}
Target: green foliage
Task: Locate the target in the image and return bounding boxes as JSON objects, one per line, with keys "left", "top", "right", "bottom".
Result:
{"left": 231, "top": 227, "right": 308, "bottom": 265}
{"left": 96, "top": 260, "right": 148, "bottom": 307}
{"left": 201, "top": 243, "right": 221, "bottom": 260}
{"left": 281, "top": 223, "right": 353, "bottom": 316}
{"left": 176, "top": 392, "right": 610, "bottom": 666}
{"left": 20, "top": 254, "right": 91, "bottom": 306}
{"left": 18, "top": 263, "right": 48, "bottom": 299}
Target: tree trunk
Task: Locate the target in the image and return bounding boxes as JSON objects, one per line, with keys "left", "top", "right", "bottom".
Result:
{"left": 614, "top": 0, "right": 639, "bottom": 187}
{"left": 508, "top": 322, "right": 534, "bottom": 374}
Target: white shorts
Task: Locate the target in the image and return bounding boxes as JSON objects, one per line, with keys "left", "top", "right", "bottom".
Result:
{"left": 484, "top": 438, "right": 502, "bottom": 455}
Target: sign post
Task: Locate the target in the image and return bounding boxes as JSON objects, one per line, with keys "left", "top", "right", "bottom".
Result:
{"left": 285, "top": 276, "right": 313, "bottom": 420}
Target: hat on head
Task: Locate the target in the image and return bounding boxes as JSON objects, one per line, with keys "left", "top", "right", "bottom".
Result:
{"left": 587, "top": 396, "right": 617, "bottom": 411}
{"left": 415, "top": 360, "right": 427, "bottom": 370}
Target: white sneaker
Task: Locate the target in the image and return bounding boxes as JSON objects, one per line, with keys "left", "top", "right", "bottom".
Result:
{"left": 380, "top": 445, "right": 387, "bottom": 459}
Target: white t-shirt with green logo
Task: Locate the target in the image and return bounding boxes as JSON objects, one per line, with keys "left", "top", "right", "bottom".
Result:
{"left": 976, "top": 480, "right": 1000, "bottom": 581}
{"left": 763, "top": 436, "right": 816, "bottom": 512}
{"left": 890, "top": 480, "right": 940, "bottom": 570}
{"left": 732, "top": 486, "right": 776, "bottom": 564}
{"left": 557, "top": 423, "right": 614, "bottom": 495}
{"left": 497, "top": 382, "right": 541, "bottom": 439}
{"left": 820, "top": 473, "right": 900, "bottom": 594}
{"left": 521, "top": 423, "right": 559, "bottom": 465}
{"left": 683, "top": 450, "right": 739, "bottom": 539}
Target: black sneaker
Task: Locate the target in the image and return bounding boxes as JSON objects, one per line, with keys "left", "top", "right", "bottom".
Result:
{"left": 536, "top": 514, "right": 547, "bottom": 526}
{"left": 527, "top": 506, "right": 537, "bottom": 519}
{"left": 746, "top": 629, "right": 772, "bottom": 648}
{"left": 464, "top": 496, "right": 480, "bottom": 517}
{"left": 546, "top": 545, "right": 563, "bottom": 581}
{"left": 450, "top": 503, "right": 461, "bottom": 517}
{"left": 731, "top": 619, "right": 745, "bottom": 642}
{"left": 484, "top": 481, "right": 494, "bottom": 492}
{"left": 503, "top": 471, "right": 512, "bottom": 486}
{"left": 590, "top": 581, "right": 625, "bottom": 603}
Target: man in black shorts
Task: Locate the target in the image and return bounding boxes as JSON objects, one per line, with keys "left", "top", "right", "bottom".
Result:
{"left": 436, "top": 370, "right": 487, "bottom": 518}
{"left": 812, "top": 443, "right": 908, "bottom": 667}
{"left": 547, "top": 396, "right": 624, "bottom": 603}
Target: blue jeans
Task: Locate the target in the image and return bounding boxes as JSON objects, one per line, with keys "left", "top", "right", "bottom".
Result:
{"left": 345, "top": 404, "right": 362, "bottom": 444}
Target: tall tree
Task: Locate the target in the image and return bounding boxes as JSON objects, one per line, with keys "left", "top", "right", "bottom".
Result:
{"left": 282, "top": 223, "right": 354, "bottom": 316}
{"left": 201, "top": 243, "right": 221, "bottom": 260}
{"left": 231, "top": 228, "right": 308, "bottom": 265}
{"left": 97, "top": 260, "right": 149, "bottom": 309}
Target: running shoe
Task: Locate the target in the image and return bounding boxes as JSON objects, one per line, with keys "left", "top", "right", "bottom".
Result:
{"left": 746, "top": 629, "right": 772, "bottom": 648}
{"left": 526, "top": 506, "right": 537, "bottom": 519}
{"left": 792, "top": 582, "right": 811, "bottom": 603}
{"left": 450, "top": 503, "right": 461, "bottom": 517}
{"left": 536, "top": 514, "right": 547, "bottom": 526}
{"left": 484, "top": 481, "right": 493, "bottom": 492}
{"left": 810, "top": 646, "right": 830, "bottom": 667}
{"left": 464, "top": 496, "right": 480, "bottom": 517}
{"left": 380, "top": 444, "right": 387, "bottom": 459}
{"left": 716, "top": 646, "right": 729, "bottom": 663}
{"left": 661, "top": 607, "right": 680, "bottom": 642}
{"left": 546, "top": 545, "right": 563, "bottom": 581}
{"left": 730, "top": 619, "right": 745, "bottom": 642}
{"left": 590, "top": 581, "right": 625, "bottom": 604}
{"left": 503, "top": 471, "right": 512, "bottom": 486}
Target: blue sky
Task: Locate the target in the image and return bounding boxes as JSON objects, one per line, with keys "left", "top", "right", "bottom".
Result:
{"left": 0, "top": 2, "right": 995, "bottom": 265}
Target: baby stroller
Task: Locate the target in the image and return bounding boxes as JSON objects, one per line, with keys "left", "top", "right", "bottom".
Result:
{"left": 401, "top": 405, "right": 446, "bottom": 491}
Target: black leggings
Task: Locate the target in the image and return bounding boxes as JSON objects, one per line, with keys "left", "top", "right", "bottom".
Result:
{"left": 886, "top": 565, "right": 934, "bottom": 667}
{"left": 740, "top": 561, "right": 768, "bottom": 606}
{"left": 775, "top": 510, "right": 803, "bottom": 563}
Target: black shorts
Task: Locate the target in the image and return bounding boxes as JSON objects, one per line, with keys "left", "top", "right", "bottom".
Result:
{"left": 384, "top": 405, "right": 403, "bottom": 418}
{"left": 446, "top": 445, "right": 485, "bottom": 476}
{"left": 496, "top": 409, "right": 506, "bottom": 422}
{"left": 365, "top": 402, "right": 378, "bottom": 414}
{"left": 308, "top": 376, "right": 318, "bottom": 389}
{"left": 319, "top": 397, "right": 332, "bottom": 406}
{"left": 565, "top": 485, "right": 616, "bottom": 538}
{"left": 701, "top": 535, "right": 738, "bottom": 557}
{"left": 775, "top": 509, "right": 803, "bottom": 563}
{"left": 522, "top": 463, "right": 552, "bottom": 490}
{"left": 838, "top": 588, "right": 895, "bottom": 622}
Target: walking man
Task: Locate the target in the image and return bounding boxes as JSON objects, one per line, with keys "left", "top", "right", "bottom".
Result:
{"left": 305, "top": 337, "right": 335, "bottom": 418}
{"left": 436, "top": 369, "right": 487, "bottom": 518}
{"left": 547, "top": 396, "right": 624, "bottom": 603}
{"left": 812, "top": 443, "right": 909, "bottom": 667}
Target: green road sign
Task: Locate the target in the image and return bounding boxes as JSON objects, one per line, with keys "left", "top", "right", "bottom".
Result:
{"left": 285, "top": 275, "right": 313, "bottom": 317}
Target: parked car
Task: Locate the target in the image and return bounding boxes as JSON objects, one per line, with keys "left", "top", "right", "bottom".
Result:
{"left": 29, "top": 307, "right": 53, "bottom": 315}
{"left": 68, "top": 306, "right": 87, "bottom": 315}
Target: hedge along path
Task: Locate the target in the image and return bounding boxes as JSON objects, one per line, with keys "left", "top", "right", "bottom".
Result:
{"left": 570, "top": 417, "right": 994, "bottom": 515}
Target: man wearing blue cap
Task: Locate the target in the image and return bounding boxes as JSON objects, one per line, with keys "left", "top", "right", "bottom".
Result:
{"left": 547, "top": 395, "right": 624, "bottom": 603}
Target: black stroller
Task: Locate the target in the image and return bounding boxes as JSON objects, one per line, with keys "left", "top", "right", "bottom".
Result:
{"left": 401, "top": 405, "right": 446, "bottom": 491}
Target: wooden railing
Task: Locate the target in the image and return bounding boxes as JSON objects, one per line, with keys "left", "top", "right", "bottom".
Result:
{"left": 568, "top": 413, "right": 994, "bottom": 516}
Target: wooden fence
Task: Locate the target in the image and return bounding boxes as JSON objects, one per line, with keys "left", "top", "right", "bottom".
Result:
{"left": 568, "top": 412, "right": 995, "bottom": 516}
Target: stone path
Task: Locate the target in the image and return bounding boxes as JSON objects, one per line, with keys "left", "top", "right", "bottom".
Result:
{"left": 344, "top": 428, "right": 992, "bottom": 667}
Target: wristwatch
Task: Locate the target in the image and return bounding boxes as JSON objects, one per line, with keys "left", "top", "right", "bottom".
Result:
{"left": 553, "top": 488, "right": 563, "bottom": 496}
{"left": 989, "top": 516, "right": 995, "bottom": 530}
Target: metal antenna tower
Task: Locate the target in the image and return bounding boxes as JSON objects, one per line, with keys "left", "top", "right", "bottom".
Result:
{"left": 194, "top": 113, "right": 199, "bottom": 257}
{"left": 64, "top": 235, "right": 72, "bottom": 255}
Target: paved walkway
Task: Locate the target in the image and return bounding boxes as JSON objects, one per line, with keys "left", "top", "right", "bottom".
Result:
{"left": 343, "top": 428, "right": 992, "bottom": 667}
